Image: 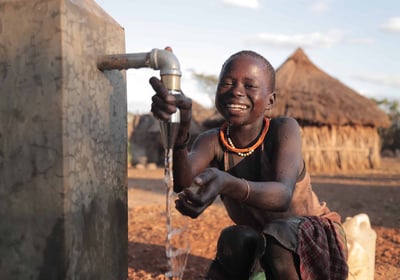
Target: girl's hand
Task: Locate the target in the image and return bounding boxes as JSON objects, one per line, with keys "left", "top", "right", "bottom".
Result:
{"left": 175, "top": 168, "right": 226, "bottom": 218}
{"left": 149, "top": 77, "right": 192, "bottom": 142}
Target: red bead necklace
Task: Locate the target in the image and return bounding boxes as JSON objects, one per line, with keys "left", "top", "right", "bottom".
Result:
{"left": 219, "top": 117, "right": 270, "bottom": 157}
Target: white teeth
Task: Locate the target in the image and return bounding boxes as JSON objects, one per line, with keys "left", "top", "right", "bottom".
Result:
{"left": 226, "top": 104, "right": 247, "bottom": 110}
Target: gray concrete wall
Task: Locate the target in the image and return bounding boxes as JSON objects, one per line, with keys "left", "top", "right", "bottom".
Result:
{"left": 0, "top": 0, "right": 127, "bottom": 279}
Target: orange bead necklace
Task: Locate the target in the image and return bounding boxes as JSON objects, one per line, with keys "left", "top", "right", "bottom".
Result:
{"left": 219, "top": 117, "right": 270, "bottom": 157}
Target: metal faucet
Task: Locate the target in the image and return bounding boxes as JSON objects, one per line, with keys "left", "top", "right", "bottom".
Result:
{"left": 97, "top": 48, "right": 182, "bottom": 149}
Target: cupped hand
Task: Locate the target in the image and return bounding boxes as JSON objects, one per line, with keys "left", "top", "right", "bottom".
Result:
{"left": 175, "top": 168, "right": 226, "bottom": 218}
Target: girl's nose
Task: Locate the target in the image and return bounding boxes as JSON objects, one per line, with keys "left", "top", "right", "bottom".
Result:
{"left": 232, "top": 84, "right": 245, "bottom": 97}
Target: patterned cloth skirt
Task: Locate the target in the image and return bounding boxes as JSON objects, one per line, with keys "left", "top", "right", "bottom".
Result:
{"left": 263, "top": 215, "right": 348, "bottom": 280}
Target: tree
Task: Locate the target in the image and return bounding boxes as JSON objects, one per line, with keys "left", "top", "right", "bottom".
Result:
{"left": 189, "top": 70, "right": 218, "bottom": 102}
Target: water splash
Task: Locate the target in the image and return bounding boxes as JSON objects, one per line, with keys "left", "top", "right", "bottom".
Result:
{"left": 164, "top": 148, "right": 190, "bottom": 279}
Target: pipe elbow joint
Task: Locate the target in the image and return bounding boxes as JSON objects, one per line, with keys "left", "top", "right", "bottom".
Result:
{"left": 150, "top": 49, "right": 182, "bottom": 77}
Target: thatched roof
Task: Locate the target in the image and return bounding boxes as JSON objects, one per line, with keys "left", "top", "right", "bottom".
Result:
{"left": 273, "top": 48, "right": 391, "bottom": 127}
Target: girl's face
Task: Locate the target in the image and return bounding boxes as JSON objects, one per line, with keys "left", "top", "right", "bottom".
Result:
{"left": 215, "top": 55, "right": 274, "bottom": 127}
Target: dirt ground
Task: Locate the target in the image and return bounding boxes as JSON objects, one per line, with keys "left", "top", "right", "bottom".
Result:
{"left": 127, "top": 157, "right": 400, "bottom": 279}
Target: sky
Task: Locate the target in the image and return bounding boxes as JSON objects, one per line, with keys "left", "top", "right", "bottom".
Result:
{"left": 94, "top": 0, "right": 400, "bottom": 114}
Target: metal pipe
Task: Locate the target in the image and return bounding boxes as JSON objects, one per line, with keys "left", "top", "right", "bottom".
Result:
{"left": 97, "top": 48, "right": 181, "bottom": 91}
{"left": 97, "top": 48, "right": 182, "bottom": 149}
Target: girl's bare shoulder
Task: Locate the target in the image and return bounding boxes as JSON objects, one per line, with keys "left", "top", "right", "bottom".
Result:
{"left": 270, "top": 116, "right": 300, "bottom": 126}
{"left": 200, "top": 127, "right": 220, "bottom": 136}
{"left": 270, "top": 116, "right": 301, "bottom": 134}
{"left": 266, "top": 117, "right": 302, "bottom": 151}
{"left": 190, "top": 128, "right": 223, "bottom": 164}
{"left": 192, "top": 127, "right": 220, "bottom": 150}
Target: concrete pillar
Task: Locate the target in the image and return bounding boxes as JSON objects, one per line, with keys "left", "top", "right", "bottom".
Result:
{"left": 0, "top": 0, "right": 127, "bottom": 279}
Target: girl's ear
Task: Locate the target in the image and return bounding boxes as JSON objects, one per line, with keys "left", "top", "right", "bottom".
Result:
{"left": 265, "top": 92, "right": 276, "bottom": 119}
{"left": 265, "top": 92, "right": 276, "bottom": 110}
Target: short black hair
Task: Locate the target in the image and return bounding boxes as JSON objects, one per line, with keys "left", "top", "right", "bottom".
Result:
{"left": 220, "top": 50, "right": 275, "bottom": 92}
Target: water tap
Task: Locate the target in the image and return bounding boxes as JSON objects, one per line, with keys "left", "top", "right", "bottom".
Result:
{"left": 97, "top": 48, "right": 183, "bottom": 149}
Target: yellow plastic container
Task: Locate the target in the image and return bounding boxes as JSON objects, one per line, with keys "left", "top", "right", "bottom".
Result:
{"left": 342, "top": 213, "right": 377, "bottom": 280}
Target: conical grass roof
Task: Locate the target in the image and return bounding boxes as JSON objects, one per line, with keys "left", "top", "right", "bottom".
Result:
{"left": 273, "top": 48, "right": 390, "bottom": 127}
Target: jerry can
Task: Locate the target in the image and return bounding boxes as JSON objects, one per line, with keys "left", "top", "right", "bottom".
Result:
{"left": 342, "top": 213, "right": 377, "bottom": 280}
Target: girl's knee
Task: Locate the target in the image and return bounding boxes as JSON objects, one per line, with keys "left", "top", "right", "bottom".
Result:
{"left": 216, "top": 225, "right": 265, "bottom": 260}
{"left": 261, "top": 235, "right": 300, "bottom": 280}
{"left": 208, "top": 225, "right": 265, "bottom": 279}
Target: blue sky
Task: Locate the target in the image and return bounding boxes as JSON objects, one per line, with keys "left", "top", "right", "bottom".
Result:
{"left": 94, "top": 0, "right": 400, "bottom": 114}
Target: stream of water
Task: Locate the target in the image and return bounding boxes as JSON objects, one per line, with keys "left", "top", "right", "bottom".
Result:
{"left": 164, "top": 148, "right": 190, "bottom": 279}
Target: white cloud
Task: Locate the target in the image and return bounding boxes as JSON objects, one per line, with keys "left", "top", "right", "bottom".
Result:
{"left": 346, "top": 37, "right": 375, "bottom": 45}
{"left": 222, "top": 0, "right": 260, "bottom": 9}
{"left": 380, "top": 17, "right": 400, "bottom": 34}
{"left": 310, "top": 0, "right": 330, "bottom": 13}
{"left": 247, "top": 30, "right": 374, "bottom": 49}
{"left": 248, "top": 31, "right": 342, "bottom": 48}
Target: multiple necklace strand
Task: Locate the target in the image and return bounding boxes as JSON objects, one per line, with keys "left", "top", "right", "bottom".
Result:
{"left": 219, "top": 117, "right": 270, "bottom": 157}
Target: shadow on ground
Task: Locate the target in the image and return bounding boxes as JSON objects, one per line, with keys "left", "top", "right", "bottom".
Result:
{"left": 128, "top": 242, "right": 210, "bottom": 279}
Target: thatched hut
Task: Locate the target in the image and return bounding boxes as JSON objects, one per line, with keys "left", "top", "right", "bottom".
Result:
{"left": 274, "top": 48, "right": 390, "bottom": 173}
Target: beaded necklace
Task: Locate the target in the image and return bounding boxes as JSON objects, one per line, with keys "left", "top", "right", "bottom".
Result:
{"left": 219, "top": 117, "right": 270, "bottom": 157}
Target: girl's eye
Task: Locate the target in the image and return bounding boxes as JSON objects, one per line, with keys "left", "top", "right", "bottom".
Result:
{"left": 245, "top": 84, "right": 257, "bottom": 89}
{"left": 220, "top": 81, "right": 233, "bottom": 87}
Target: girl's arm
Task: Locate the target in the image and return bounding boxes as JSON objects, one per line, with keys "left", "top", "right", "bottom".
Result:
{"left": 173, "top": 130, "right": 220, "bottom": 191}
{"left": 150, "top": 76, "right": 217, "bottom": 192}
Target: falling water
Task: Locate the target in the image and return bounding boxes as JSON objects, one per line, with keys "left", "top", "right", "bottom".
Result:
{"left": 164, "top": 148, "right": 190, "bottom": 279}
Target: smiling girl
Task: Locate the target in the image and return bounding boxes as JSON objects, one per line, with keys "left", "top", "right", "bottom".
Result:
{"left": 150, "top": 50, "right": 348, "bottom": 280}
